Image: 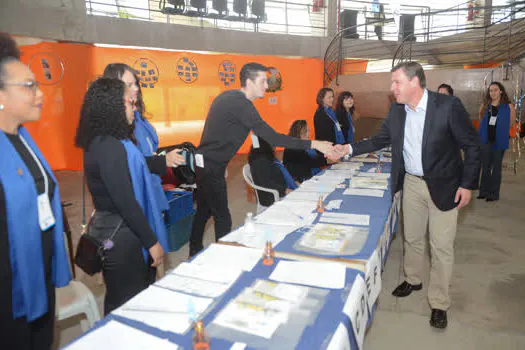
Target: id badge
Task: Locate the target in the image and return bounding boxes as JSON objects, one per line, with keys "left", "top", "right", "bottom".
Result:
{"left": 489, "top": 116, "right": 497, "bottom": 126}
{"left": 336, "top": 122, "right": 342, "bottom": 132}
{"left": 251, "top": 133, "right": 260, "bottom": 149}
{"left": 195, "top": 154, "right": 204, "bottom": 168}
{"left": 37, "top": 194, "right": 56, "bottom": 231}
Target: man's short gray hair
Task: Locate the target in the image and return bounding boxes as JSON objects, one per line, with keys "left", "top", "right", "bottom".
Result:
{"left": 391, "top": 62, "right": 426, "bottom": 88}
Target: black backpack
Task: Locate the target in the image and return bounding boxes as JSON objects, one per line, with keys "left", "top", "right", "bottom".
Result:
{"left": 159, "top": 142, "right": 197, "bottom": 185}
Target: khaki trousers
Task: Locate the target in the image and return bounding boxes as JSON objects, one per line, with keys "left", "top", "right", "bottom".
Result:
{"left": 402, "top": 174, "right": 458, "bottom": 310}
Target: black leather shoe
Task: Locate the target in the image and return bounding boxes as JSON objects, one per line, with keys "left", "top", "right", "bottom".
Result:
{"left": 392, "top": 281, "right": 422, "bottom": 297}
{"left": 477, "top": 195, "right": 486, "bottom": 199}
{"left": 486, "top": 198, "right": 498, "bottom": 202}
{"left": 430, "top": 309, "right": 447, "bottom": 329}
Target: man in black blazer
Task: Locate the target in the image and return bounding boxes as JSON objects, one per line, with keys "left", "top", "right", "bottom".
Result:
{"left": 332, "top": 62, "right": 481, "bottom": 329}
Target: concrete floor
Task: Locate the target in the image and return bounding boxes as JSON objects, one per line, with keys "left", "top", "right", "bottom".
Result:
{"left": 54, "top": 120, "right": 525, "bottom": 349}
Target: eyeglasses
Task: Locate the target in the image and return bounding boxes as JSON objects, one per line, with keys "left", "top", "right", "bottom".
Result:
{"left": 3, "top": 80, "right": 40, "bottom": 93}
{"left": 126, "top": 98, "right": 136, "bottom": 108}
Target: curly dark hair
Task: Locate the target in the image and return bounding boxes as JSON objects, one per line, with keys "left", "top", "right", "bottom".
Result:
{"left": 103, "top": 63, "right": 145, "bottom": 115}
{"left": 0, "top": 33, "right": 21, "bottom": 89}
{"left": 75, "top": 77, "right": 133, "bottom": 150}
{"left": 336, "top": 91, "right": 355, "bottom": 115}
{"left": 288, "top": 120, "right": 308, "bottom": 138}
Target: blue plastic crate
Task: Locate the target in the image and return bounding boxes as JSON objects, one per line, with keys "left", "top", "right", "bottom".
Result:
{"left": 166, "top": 213, "right": 194, "bottom": 252}
{"left": 164, "top": 190, "right": 194, "bottom": 226}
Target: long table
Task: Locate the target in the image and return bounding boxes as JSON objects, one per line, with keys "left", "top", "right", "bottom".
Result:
{"left": 64, "top": 155, "right": 399, "bottom": 350}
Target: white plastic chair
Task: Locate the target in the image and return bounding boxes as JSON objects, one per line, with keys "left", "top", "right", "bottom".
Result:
{"left": 55, "top": 232, "right": 101, "bottom": 332}
{"left": 242, "top": 164, "right": 279, "bottom": 214}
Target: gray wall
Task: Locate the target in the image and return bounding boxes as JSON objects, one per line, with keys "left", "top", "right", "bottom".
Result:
{"left": 0, "top": 0, "right": 328, "bottom": 58}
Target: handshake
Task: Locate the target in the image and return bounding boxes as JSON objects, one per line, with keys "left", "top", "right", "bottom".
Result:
{"left": 311, "top": 140, "right": 351, "bottom": 162}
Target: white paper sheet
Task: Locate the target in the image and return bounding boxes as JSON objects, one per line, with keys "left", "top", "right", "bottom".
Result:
{"left": 254, "top": 200, "right": 317, "bottom": 227}
{"left": 171, "top": 262, "right": 242, "bottom": 285}
{"left": 365, "top": 249, "right": 382, "bottom": 311}
{"left": 343, "top": 275, "right": 368, "bottom": 350}
{"left": 330, "top": 162, "right": 363, "bottom": 170}
{"left": 326, "top": 323, "right": 351, "bottom": 350}
{"left": 343, "top": 188, "right": 385, "bottom": 198}
{"left": 319, "top": 212, "right": 370, "bottom": 226}
{"left": 122, "top": 285, "right": 213, "bottom": 315}
{"left": 325, "top": 199, "right": 343, "bottom": 210}
{"left": 156, "top": 274, "right": 232, "bottom": 298}
{"left": 191, "top": 244, "right": 262, "bottom": 272}
{"left": 269, "top": 260, "right": 346, "bottom": 289}
{"left": 65, "top": 320, "right": 179, "bottom": 350}
{"left": 349, "top": 177, "right": 388, "bottom": 190}
{"left": 112, "top": 308, "right": 192, "bottom": 335}
{"left": 230, "top": 343, "right": 247, "bottom": 350}
{"left": 220, "top": 223, "right": 295, "bottom": 249}
{"left": 354, "top": 172, "right": 390, "bottom": 179}
{"left": 351, "top": 158, "right": 379, "bottom": 163}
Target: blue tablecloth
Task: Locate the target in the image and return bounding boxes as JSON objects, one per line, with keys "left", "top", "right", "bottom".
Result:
{"left": 66, "top": 258, "right": 364, "bottom": 350}
{"left": 275, "top": 162, "right": 393, "bottom": 262}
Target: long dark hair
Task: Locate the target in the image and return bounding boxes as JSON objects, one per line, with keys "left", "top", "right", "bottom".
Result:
{"left": 288, "top": 120, "right": 308, "bottom": 138}
{"left": 0, "top": 33, "right": 21, "bottom": 89}
{"left": 316, "top": 88, "right": 334, "bottom": 108}
{"left": 336, "top": 91, "right": 355, "bottom": 115}
{"left": 248, "top": 137, "right": 275, "bottom": 163}
{"left": 75, "top": 77, "right": 133, "bottom": 150}
{"left": 484, "top": 82, "right": 511, "bottom": 109}
{"left": 103, "top": 63, "right": 145, "bottom": 115}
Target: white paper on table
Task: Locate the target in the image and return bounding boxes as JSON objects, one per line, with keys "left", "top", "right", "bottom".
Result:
{"left": 325, "top": 199, "right": 343, "bottom": 210}
{"left": 349, "top": 178, "right": 388, "bottom": 190}
{"left": 171, "top": 262, "right": 242, "bottom": 285}
{"left": 112, "top": 308, "right": 192, "bottom": 334}
{"left": 367, "top": 167, "right": 377, "bottom": 172}
{"left": 65, "top": 320, "right": 179, "bottom": 350}
{"left": 326, "top": 323, "right": 351, "bottom": 350}
{"left": 380, "top": 157, "right": 392, "bottom": 162}
{"left": 352, "top": 158, "right": 379, "bottom": 163}
{"left": 330, "top": 162, "right": 363, "bottom": 170}
{"left": 191, "top": 244, "right": 262, "bottom": 272}
{"left": 230, "top": 343, "right": 247, "bottom": 350}
{"left": 255, "top": 200, "right": 317, "bottom": 227}
{"left": 220, "top": 223, "right": 295, "bottom": 249}
{"left": 343, "top": 188, "right": 385, "bottom": 198}
{"left": 122, "top": 285, "right": 213, "bottom": 315}
{"left": 319, "top": 212, "right": 370, "bottom": 226}
{"left": 156, "top": 274, "right": 232, "bottom": 298}
{"left": 269, "top": 260, "right": 346, "bottom": 289}
{"left": 364, "top": 249, "right": 381, "bottom": 311}
{"left": 354, "top": 172, "right": 390, "bottom": 179}
{"left": 283, "top": 190, "right": 322, "bottom": 202}
{"left": 352, "top": 153, "right": 370, "bottom": 159}
{"left": 343, "top": 275, "right": 368, "bottom": 350}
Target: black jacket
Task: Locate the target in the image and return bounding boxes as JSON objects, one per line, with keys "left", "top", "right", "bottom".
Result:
{"left": 336, "top": 108, "right": 353, "bottom": 143}
{"left": 352, "top": 91, "right": 481, "bottom": 211}
{"left": 283, "top": 149, "right": 325, "bottom": 183}
{"left": 248, "top": 154, "right": 287, "bottom": 207}
{"left": 314, "top": 107, "right": 338, "bottom": 144}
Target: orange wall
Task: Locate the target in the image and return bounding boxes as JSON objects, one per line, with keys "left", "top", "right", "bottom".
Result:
{"left": 17, "top": 40, "right": 324, "bottom": 170}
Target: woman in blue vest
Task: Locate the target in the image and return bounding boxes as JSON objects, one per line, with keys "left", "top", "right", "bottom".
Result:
{"left": 477, "top": 82, "right": 516, "bottom": 201}
{"left": 249, "top": 136, "right": 298, "bottom": 207}
{"left": 75, "top": 78, "right": 169, "bottom": 314}
{"left": 103, "top": 63, "right": 185, "bottom": 216}
{"left": 0, "top": 33, "right": 71, "bottom": 350}
{"left": 335, "top": 91, "right": 359, "bottom": 143}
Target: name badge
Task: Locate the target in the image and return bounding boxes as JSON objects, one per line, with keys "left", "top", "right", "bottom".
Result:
{"left": 489, "top": 116, "right": 497, "bottom": 126}
{"left": 336, "top": 122, "right": 342, "bottom": 132}
{"left": 37, "top": 194, "right": 56, "bottom": 231}
{"left": 195, "top": 154, "right": 204, "bottom": 168}
{"left": 251, "top": 134, "right": 260, "bottom": 149}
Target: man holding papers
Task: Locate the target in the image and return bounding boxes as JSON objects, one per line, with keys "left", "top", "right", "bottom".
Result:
{"left": 331, "top": 62, "right": 481, "bottom": 329}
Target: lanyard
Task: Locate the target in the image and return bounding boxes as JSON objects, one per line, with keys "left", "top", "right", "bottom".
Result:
{"left": 19, "top": 136, "right": 49, "bottom": 196}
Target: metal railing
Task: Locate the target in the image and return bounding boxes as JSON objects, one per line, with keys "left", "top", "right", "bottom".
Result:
{"left": 84, "top": 0, "right": 327, "bottom": 36}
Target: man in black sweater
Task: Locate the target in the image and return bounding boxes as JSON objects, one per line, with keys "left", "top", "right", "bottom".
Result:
{"left": 189, "top": 62, "right": 334, "bottom": 256}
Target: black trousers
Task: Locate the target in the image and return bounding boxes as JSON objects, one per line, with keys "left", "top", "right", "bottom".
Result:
{"left": 0, "top": 284, "right": 55, "bottom": 350}
{"left": 90, "top": 211, "right": 155, "bottom": 315}
{"left": 189, "top": 166, "right": 232, "bottom": 257}
{"left": 479, "top": 143, "right": 506, "bottom": 200}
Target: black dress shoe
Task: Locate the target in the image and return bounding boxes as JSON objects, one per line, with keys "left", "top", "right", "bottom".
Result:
{"left": 392, "top": 281, "right": 422, "bottom": 297}
{"left": 477, "top": 195, "right": 486, "bottom": 199}
{"left": 430, "top": 309, "right": 447, "bottom": 329}
{"left": 486, "top": 198, "right": 498, "bottom": 202}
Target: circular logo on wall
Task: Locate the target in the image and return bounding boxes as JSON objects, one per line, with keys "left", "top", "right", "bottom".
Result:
{"left": 218, "top": 61, "right": 236, "bottom": 87}
{"left": 133, "top": 58, "right": 159, "bottom": 89}
{"left": 27, "top": 52, "right": 65, "bottom": 85}
{"left": 266, "top": 67, "right": 282, "bottom": 92}
{"left": 176, "top": 57, "right": 198, "bottom": 84}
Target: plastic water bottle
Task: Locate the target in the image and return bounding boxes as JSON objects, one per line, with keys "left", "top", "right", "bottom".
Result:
{"left": 244, "top": 212, "right": 255, "bottom": 234}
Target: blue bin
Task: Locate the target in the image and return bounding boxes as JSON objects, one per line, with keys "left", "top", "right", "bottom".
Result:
{"left": 166, "top": 213, "right": 194, "bottom": 252}
{"left": 165, "top": 190, "right": 194, "bottom": 226}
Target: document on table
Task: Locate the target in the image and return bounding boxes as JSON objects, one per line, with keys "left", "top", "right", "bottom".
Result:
{"left": 65, "top": 320, "right": 179, "bottom": 350}
{"left": 330, "top": 162, "right": 363, "bottom": 171}
{"left": 295, "top": 223, "right": 369, "bottom": 255}
{"left": 220, "top": 223, "right": 296, "bottom": 250}
{"left": 255, "top": 200, "right": 317, "bottom": 227}
{"left": 156, "top": 274, "right": 232, "bottom": 298}
{"left": 343, "top": 188, "right": 385, "bottom": 198}
{"left": 170, "top": 262, "right": 242, "bottom": 285}
{"left": 354, "top": 172, "right": 390, "bottom": 179}
{"left": 319, "top": 212, "right": 370, "bottom": 226}
{"left": 351, "top": 158, "right": 378, "bottom": 163}
{"left": 191, "top": 244, "right": 262, "bottom": 272}
{"left": 112, "top": 308, "right": 192, "bottom": 335}
{"left": 269, "top": 260, "right": 346, "bottom": 289}
{"left": 349, "top": 177, "right": 388, "bottom": 190}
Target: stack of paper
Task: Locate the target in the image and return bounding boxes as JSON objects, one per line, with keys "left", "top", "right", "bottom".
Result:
{"left": 319, "top": 212, "right": 370, "bottom": 226}
{"left": 349, "top": 177, "right": 388, "bottom": 190}
{"left": 220, "top": 223, "right": 296, "bottom": 249}
{"left": 269, "top": 260, "right": 346, "bottom": 289}
{"left": 296, "top": 223, "right": 369, "bottom": 255}
{"left": 343, "top": 188, "right": 385, "bottom": 198}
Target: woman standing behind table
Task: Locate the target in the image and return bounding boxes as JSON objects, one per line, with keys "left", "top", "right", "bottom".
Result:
{"left": 283, "top": 120, "right": 325, "bottom": 183}
{"left": 0, "top": 33, "right": 71, "bottom": 350}
{"left": 335, "top": 91, "right": 359, "bottom": 144}
{"left": 313, "top": 87, "right": 345, "bottom": 145}
{"left": 477, "top": 82, "right": 516, "bottom": 202}
{"left": 103, "top": 63, "right": 184, "bottom": 215}
{"left": 75, "top": 77, "right": 169, "bottom": 314}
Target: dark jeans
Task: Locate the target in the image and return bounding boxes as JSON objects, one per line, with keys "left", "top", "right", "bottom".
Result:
{"left": 189, "top": 166, "right": 232, "bottom": 257}
{"left": 90, "top": 211, "right": 155, "bottom": 315}
{"left": 479, "top": 143, "right": 505, "bottom": 200}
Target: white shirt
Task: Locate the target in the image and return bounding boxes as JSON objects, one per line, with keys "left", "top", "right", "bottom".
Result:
{"left": 403, "top": 89, "right": 428, "bottom": 177}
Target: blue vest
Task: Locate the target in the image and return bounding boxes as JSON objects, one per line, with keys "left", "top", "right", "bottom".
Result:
{"left": 133, "top": 112, "right": 169, "bottom": 212}
{"left": 478, "top": 104, "right": 511, "bottom": 150}
{"left": 121, "top": 140, "right": 169, "bottom": 262}
{"left": 0, "top": 127, "right": 71, "bottom": 321}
